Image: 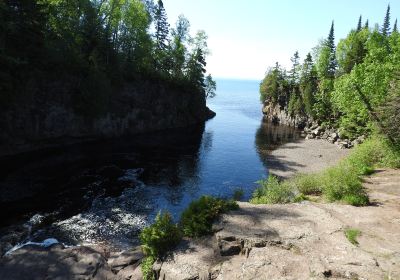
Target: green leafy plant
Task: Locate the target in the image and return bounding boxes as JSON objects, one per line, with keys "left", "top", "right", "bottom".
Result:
{"left": 141, "top": 256, "right": 155, "bottom": 280}
{"left": 344, "top": 228, "right": 361, "bottom": 245}
{"left": 180, "top": 196, "right": 238, "bottom": 238}
{"left": 292, "top": 174, "right": 323, "bottom": 195}
{"left": 250, "top": 176, "right": 295, "bottom": 204}
{"left": 140, "top": 212, "right": 182, "bottom": 258}
{"left": 140, "top": 211, "right": 182, "bottom": 280}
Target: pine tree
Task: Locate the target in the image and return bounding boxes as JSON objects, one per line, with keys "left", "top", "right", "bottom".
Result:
{"left": 364, "top": 19, "right": 369, "bottom": 29}
{"left": 289, "top": 51, "right": 300, "bottom": 85}
{"left": 393, "top": 19, "right": 398, "bottom": 33}
{"left": 327, "top": 21, "right": 337, "bottom": 78}
{"left": 357, "top": 15, "right": 362, "bottom": 32}
{"left": 154, "top": 0, "right": 169, "bottom": 51}
{"left": 381, "top": 4, "right": 391, "bottom": 36}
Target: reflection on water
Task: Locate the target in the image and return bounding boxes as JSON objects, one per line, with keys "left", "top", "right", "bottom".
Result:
{"left": 0, "top": 79, "right": 303, "bottom": 250}
{"left": 255, "top": 118, "right": 301, "bottom": 165}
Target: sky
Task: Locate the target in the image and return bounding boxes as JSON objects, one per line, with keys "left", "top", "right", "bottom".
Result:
{"left": 163, "top": 0, "right": 400, "bottom": 80}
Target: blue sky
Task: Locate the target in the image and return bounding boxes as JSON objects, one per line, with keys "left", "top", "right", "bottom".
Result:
{"left": 163, "top": 0, "right": 399, "bottom": 80}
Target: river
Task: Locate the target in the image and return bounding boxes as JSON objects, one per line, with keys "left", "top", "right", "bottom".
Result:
{"left": 0, "top": 79, "right": 300, "bottom": 251}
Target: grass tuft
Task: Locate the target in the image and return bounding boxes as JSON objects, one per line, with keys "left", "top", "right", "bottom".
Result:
{"left": 344, "top": 228, "right": 361, "bottom": 245}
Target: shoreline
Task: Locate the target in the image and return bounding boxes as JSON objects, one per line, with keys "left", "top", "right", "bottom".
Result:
{"left": 265, "top": 138, "right": 350, "bottom": 179}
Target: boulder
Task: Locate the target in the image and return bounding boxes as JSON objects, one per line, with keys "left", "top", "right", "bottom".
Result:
{"left": 108, "top": 247, "right": 143, "bottom": 273}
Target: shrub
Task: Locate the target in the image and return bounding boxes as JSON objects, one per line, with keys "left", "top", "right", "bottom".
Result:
{"left": 321, "top": 163, "right": 366, "bottom": 203}
{"left": 141, "top": 256, "right": 155, "bottom": 280}
{"left": 140, "top": 212, "right": 182, "bottom": 258}
{"left": 180, "top": 196, "right": 239, "bottom": 238}
{"left": 250, "top": 176, "right": 295, "bottom": 204}
{"left": 292, "top": 174, "right": 323, "bottom": 195}
{"left": 344, "top": 228, "right": 361, "bottom": 245}
{"left": 232, "top": 188, "right": 244, "bottom": 201}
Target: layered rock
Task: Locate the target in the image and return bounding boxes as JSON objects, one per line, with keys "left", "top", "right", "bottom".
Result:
{"left": 262, "top": 101, "right": 309, "bottom": 129}
{"left": 0, "top": 80, "right": 215, "bottom": 156}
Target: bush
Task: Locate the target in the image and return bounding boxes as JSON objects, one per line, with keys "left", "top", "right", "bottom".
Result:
{"left": 140, "top": 212, "right": 182, "bottom": 258}
{"left": 321, "top": 163, "right": 368, "bottom": 206}
{"left": 250, "top": 176, "right": 295, "bottom": 204}
{"left": 292, "top": 174, "right": 323, "bottom": 195}
{"left": 180, "top": 196, "right": 239, "bottom": 238}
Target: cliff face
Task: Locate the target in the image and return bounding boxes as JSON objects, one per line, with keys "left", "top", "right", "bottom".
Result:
{"left": 0, "top": 79, "right": 215, "bottom": 156}
{"left": 262, "top": 101, "right": 309, "bottom": 129}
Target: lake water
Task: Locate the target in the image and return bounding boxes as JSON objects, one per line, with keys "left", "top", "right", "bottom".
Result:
{"left": 0, "top": 79, "right": 300, "bottom": 250}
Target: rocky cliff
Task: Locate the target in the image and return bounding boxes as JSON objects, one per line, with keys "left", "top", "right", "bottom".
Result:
{"left": 0, "top": 79, "right": 215, "bottom": 156}
{"left": 262, "top": 101, "right": 309, "bottom": 129}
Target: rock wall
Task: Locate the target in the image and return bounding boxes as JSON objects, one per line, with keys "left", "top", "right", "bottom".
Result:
{"left": 262, "top": 101, "right": 309, "bottom": 129}
{"left": 0, "top": 79, "right": 215, "bottom": 156}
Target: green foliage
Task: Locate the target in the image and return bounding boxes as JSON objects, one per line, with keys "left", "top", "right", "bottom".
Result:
{"left": 140, "top": 212, "right": 182, "bottom": 258}
{"left": 292, "top": 174, "right": 322, "bottom": 195}
{"left": 205, "top": 74, "right": 217, "bottom": 98}
{"left": 320, "top": 163, "right": 369, "bottom": 206}
{"left": 260, "top": 63, "right": 287, "bottom": 104}
{"left": 260, "top": 7, "right": 400, "bottom": 141}
{"left": 381, "top": 4, "right": 391, "bottom": 36}
{"left": 250, "top": 176, "right": 295, "bottom": 204}
{"left": 141, "top": 256, "right": 155, "bottom": 280}
{"left": 180, "top": 196, "right": 239, "bottom": 238}
{"left": 378, "top": 78, "right": 400, "bottom": 148}
{"left": 232, "top": 188, "right": 244, "bottom": 201}
{"left": 1, "top": 0, "right": 212, "bottom": 116}
{"left": 344, "top": 228, "right": 361, "bottom": 245}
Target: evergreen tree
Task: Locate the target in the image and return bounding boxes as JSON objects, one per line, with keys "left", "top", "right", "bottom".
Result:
{"left": 327, "top": 21, "right": 337, "bottom": 78}
{"left": 381, "top": 4, "right": 391, "bottom": 36}
{"left": 154, "top": 0, "right": 169, "bottom": 51}
{"left": 289, "top": 51, "right": 300, "bottom": 86}
{"left": 393, "top": 19, "right": 398, "bottom": 33}
{"left": 357, "top": 15, "right": 362, "bottom": 32}
{"left": 364, "top": 19, "right": 369, "bottom": 29}
{"left": 300, "top": 53, "right": 318, "bottom": 116}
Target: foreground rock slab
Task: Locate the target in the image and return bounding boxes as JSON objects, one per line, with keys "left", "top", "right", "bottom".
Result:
{"left": 158, "top": 169, "right": 400, "bottom": 280}
{"left": 0, "top": 245, "right": 143, "bottom": 280}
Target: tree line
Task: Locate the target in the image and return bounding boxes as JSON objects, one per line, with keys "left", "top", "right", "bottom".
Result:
{"left": 0, "top": 0, "right": 216, "bottom": 115}
{"left": 260, "top": 5, "right": 400, "bottom": 144}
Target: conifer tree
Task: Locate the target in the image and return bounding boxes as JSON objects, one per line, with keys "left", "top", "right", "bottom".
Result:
{"left": 357, "top": 15, "right": 362, "bottom": 32}
{"left": 393, "top": 19, "right": 398, "bottom": 33}
{"left": 289, "top": 51, "right": 300, "bottom": 85}
{"left": 327, "top": 21, "right": 337, "bottom": 78}
{"left": 154, "top": 0, "right": 169, "bottom": 51}
{"left": 381, "top": 4, "right": 391, "bottom": 36}
{"left": 364, "top": 19, "right": 369, "bottom": 29}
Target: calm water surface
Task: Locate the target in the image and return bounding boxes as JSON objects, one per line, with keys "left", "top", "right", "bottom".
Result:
{"left": 0, "top": 79, "right": 300, "bottom": 250}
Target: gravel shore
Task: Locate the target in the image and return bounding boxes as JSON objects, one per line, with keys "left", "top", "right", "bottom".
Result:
{"left": 266, "top": 138, "right": 350, "bottom": 178}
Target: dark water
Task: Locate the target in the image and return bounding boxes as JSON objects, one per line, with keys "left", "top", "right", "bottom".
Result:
{"left": 0, "top": 79, "right": 300, "bottom": 250}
